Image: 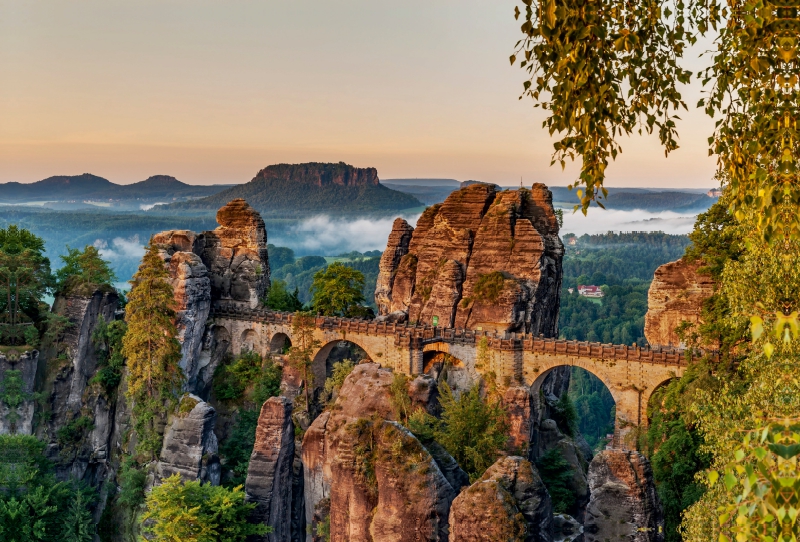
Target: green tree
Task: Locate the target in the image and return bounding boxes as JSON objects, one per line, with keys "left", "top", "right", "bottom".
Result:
{"left": 56, "top": 245, "right": 116, "bottom": 295}
{"left": 410, "top": 382, "right": 509, "bottom": 481}
{"left": 310, "top": 262, "right": 367, "bottom": 317}
{"left": 140, "top": 474, "right": 267, "bottom": 542}
{"left": 263, "top": 279, "right": 303, "bottom": 312}
{"left": 122, "top": 242, "right": 183, "bottom": 459}
{"left": 286, "top": 312, "right": 320, "bottom": 415}
{"left": 42, "top": 312, "right": 73, "bottom": 353}
{"left": 90, "top": 317, "right": 127, "bottom": 395}
{"left": 536, "top": 449, "right": 576, "bottom": 514}
{"left": 0, "top": 226, "right": 52, "bottom": 346}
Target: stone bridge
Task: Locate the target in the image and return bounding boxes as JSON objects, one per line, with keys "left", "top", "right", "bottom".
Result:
{"left": 209, "top": 304, "right": 710, "bottom": 449}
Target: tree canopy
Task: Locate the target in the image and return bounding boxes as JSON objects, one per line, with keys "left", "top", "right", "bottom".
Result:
{"left": 56, "top": 245, "right": 116, "bottom": 295}
{"left": 310, "top": 262, "right": 368, "bottom": 317}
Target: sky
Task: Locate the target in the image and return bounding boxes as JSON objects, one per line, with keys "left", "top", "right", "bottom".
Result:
{"left": 0, "top": 1, "right": 718, "bottom": 188}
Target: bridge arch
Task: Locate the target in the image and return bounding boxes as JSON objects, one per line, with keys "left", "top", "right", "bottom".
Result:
{"left": 310, "top": 339, "right": 376, "bottom": 391}
{"left": 422, "top": 348, "right": 474, "bottom": 396}
{"left": 269, "top": 332, "right": 292, "bottom": 354}
{"left": 239, "top": 329, "right": 259, "bottom": 354}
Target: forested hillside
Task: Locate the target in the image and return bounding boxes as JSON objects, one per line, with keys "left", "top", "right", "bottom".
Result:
{"left": 168, "top": 162, "right": 422, "bottom": 217}
{"left": 558, "top": 232, "right": 691, "bottom": 345}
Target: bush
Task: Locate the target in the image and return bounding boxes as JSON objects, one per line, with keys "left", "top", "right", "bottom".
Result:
{"left": 116, "top": 456, "right": 147, "bottom": 508}
{"left": 323, "top": 359, "right": 355, "bottom": 399}
{"left": 219, "top": 409, "right": 260, "bottom": 488}
{"left": 56, "top": 416, "right": 94, "bottom": 447}
{"left": 263, "top": 279, "right": 303, "bottom": 312}
{"left": 409, "top": 382, "right": 509, "bottom": 482}
{"left": 141, "top": 474, "right": 268, "bottom": 542}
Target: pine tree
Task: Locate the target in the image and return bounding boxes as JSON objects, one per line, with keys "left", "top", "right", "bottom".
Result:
{"left": 287, "top": 311, "right": 320, "bottom": 415}
{"left": 122, "top": 242, "right": 183, "bottom": 458}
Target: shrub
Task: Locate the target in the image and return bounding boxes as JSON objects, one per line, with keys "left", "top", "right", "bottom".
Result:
{"left": 116, "top": 456, "right": 147, "bottom": 508}
{"left": 213, "top": 351, "right": 282, "bottom": 405}
{"left": 140, "top": 474, "right": 268, "bottom": 542}
{"left": 56, "top": 416, "right": 94, "bottom": 447}
{"left": 472, "top": 271, "right": 507, "bottom": 304}
{"left": 323, "top": 359, "right": 355, "bottom": 399}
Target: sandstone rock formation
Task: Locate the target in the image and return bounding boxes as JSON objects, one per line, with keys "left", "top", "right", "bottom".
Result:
{"left": 644, "top": 258, "right": 715, "bottom": 348}
{"left": 156, "top": 394, "right": 220, "bottom": 485}
{"left": 152, "top": 231, "right": 212, "bottom": 393}
{"left": 0, "top": 350, "right": 38, "bottom": 435}
{"left": 552, "top": 514, "right": 583, "bottom": 542}
{"left": 245, "top": 396, "right": 296, "bottom": 542}
{"left": 153, "top": 198, "right": 270, "bottom": 395}
{"left": 39, "top": 290, "right": 120, "bottom": 479}
{"left": 201, "top": 198, "right": 270, "bottom": 307}
{"left": 302, "top": 363, "right": 460, "bottom": 541}
{"left": 448, "top": 456, "right": 553, "bottom": 542}
{"left": 584, "top": 450, "right": 664, "bottom": 542}
{"left": 376, "top": 183, "right": 563, "bottom": 334}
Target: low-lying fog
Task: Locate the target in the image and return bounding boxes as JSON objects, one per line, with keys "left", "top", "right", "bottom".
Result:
{"left": 86, "top": 208, "right": 697, "bottom": 285}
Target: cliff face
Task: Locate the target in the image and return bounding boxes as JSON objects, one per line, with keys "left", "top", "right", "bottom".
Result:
{"left": 644, "top": 258, "right": 715, "bottom": 348}
{"left": 584, "top": 450, "right": 664, "bottom": 542}
{"left": 254, "top": 162, "right": 380, "bottom": 187}
{"left": 376, "top": 183, "right": 563, "bottom": 334}
{"left": 302, "top": 364, "right": 459, "bottom": 542}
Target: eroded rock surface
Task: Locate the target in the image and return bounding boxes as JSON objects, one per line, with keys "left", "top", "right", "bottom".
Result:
{"left": 156, "top": 395, "right": 220, "bottom": 485}
{"left": 584, "top": 450, "right": 664, "bottom": 542}
{"left": 376, "top": 183, "right": 563, "bottom": 334}
{"left": 201, "top": 198, "right": 270, "bottom": 308}
{"left": 448, "top": 456, "right": 553, "bottom": 542}
{"left": 644, "top": 258, "right": 715, "bottom": 348}
{"left": 245, "top": 396, "right": 295, "bottom": 542}
{"left": 302, "top": 363, "right": 458, "bottom": 541}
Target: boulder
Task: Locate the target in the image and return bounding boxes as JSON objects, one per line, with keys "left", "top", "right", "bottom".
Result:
{"left": 156, "top": 395, "right": 220, "bottom": 485}
{"left": 584, "top": 450, "right": 664, "bottom": 542}
{"left": 302, "top": 363, "right": 457, "bottom": 541}
{"left": 449, "top": 456, "right": 553, "bottom": 542}
{"left": 644, "top": 258, "right": 715, "bottom": 348}
{"left": 245, "top": 396, "right": 295, "bottom": 542}
{"left": 375, "top": 183, "right": 563, "bottom": 334}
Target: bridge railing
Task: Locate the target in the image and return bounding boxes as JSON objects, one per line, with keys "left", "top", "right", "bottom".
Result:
{"left": 209, "top": 302, "right": 715, "bottom": 366}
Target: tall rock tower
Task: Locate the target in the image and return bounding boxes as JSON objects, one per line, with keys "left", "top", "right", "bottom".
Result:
{"left": 375, "top": 183, "right": 564, "bottom": 336}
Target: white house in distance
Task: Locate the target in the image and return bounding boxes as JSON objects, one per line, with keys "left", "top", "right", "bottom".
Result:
{"left": 578, "top": 285, "right": 604, "bottom": 298}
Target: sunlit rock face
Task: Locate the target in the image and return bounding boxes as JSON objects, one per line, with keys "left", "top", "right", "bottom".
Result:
{"left": 302, "top": 363, "right": 460, "bottom": 542}
{"left": 376, "top": 183, "right": 563, "bottom": 334}
{"left": 448, "top": 456, "right": 554, "bottom": 542}
{"left": 644, "top": 258, "right": 715, "bottom": 348}
{"left": 200, "top": 198, "right": 270, "bottom": 308}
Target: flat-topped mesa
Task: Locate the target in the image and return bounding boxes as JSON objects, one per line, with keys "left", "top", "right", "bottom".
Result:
{"left": 253, "top": 162, "right": 379, "bottom": 187}
{"left": 644, "top": 258, "right": 715, "bottom": 348}
{"left": 376, "top": 183, "right": 564, "bottom": 335}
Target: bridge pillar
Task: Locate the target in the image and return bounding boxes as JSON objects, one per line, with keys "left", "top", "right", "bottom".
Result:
{"left": 496, "top": 339, "right": 524, "bottom": 386}
{"left": 613, "top": 388, "right": 644, "bottom": 451}
{"left": 410, "top": 337, "right": 423, "bottom": 375}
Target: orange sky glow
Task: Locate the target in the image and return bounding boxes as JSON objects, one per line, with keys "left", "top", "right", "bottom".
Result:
{"left": 0, "top": 1, "right": 718, "bottom": 188}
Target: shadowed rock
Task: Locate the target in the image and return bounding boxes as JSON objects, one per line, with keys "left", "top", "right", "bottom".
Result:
{"left": 584, "top": 450, "right": 664, "bottom": 542}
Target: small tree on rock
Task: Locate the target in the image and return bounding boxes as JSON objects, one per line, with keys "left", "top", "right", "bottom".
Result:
{"left": 287, "top": 311, "right": 320, "bottom": 415}
{"left": 310, "top": 263, "right": 367, "bottom": 317}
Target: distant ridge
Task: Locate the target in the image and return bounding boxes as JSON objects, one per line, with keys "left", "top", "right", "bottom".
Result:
{"left": 165, "top": 162, "right": 423, "bottom": 217}
{"left": 0, "top": 173, "right": 226, "bottom": 203}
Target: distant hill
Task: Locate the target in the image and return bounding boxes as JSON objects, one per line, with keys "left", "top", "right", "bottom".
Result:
{"left": 0, "top": 173, "right": 226, "bottom": 203}
{"left": 166, "top": 162, "right": 423, "bottom": 217}
{"left": 548, "top": 187, "right": 716, "bottom": 211}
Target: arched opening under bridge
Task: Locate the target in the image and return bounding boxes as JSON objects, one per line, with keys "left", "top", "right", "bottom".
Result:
{"left": 269, "top": 332, "right": 292, "bottom": 354}
{"left": 423, "top": 350, "right": 472, "bottom": 397}
{"left": 239, "top": 329, "right": 258, "bottom": 354}
{"left": 531, "top": 366, "right": 616, "bottom": 456}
